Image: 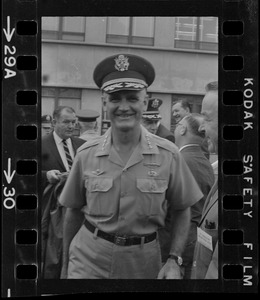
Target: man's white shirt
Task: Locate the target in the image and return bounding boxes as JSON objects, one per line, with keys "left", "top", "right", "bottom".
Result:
{"left": 53, "top": 131, "right": 75, "bottom": 172}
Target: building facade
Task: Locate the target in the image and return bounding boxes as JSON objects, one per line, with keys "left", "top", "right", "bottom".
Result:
{"left": 42, "top": 16, "right": 218, "bottom": 136}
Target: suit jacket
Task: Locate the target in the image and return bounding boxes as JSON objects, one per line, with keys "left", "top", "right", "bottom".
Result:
{"left": 41, "top": 132, "right": 85, "bottom": 189}
{"left": 156, "top": 123, "right": 175, "bottom": 143}
{"left": 191, "top": 179, "right": 218, "bottom": 279}
{"left": 41, "top": 133, "right": 85, "bottom": 278}
{"left": 41, "top": 178, "right": 67, "bottom": 278}
{"left": 158, "top": 145, "right": 215, "bottom": 272}
{"left": 181, "top": 146, "right": 215, "bottom": 226}
{"left": 179, "top": 146, "right": 215, "bottom": 278}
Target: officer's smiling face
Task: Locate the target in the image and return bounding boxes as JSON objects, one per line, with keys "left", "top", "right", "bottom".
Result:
{"left": 103, "top": 89, "right": 147, "bottom": 132}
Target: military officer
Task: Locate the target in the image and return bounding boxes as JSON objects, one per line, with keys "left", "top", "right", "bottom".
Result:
{"left": 76, "top": 109, "right": 100, "bottom": 141}
{"left": 59, "top": 53, "right": 203, "bottom": 279}
{"left": 41, "top": 114, "right": 53, "bottom": 137}
{"left": 142, "top": 98, "right": 175, "bottom": 143}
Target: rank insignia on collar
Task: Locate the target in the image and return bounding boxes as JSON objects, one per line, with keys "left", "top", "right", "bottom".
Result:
{"left": 114, "top": 55, "right": 129, "bottom": 72}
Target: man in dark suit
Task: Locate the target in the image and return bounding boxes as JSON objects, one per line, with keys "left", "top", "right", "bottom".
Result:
{"left": 142, "top": 98, "right": 175, "bottom": 143}
{"left": 172, "top": 99, "right": 210, "bottom": 159}
{"left": 172, "top": 113, "right": 215, "bottom": 278}
{"left": 42, "top": 106, "right": 85, "bottom": 189}
{"left": 191, "top": 81, "right": 218, "bottom": 279}
{"left": 41, "top": 106, "right": 85, "bottom": 278}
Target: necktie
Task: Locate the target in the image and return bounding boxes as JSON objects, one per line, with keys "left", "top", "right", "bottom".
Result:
{"left": 62, "top": 139, "right": 73, "bottom": 170}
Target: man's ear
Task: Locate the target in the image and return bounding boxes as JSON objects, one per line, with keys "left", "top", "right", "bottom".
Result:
{"left": 143, "top": 94, "right": 149, "bottom": 111}
{"left": 180, "top": 124, "right": 187, "bottom": 136}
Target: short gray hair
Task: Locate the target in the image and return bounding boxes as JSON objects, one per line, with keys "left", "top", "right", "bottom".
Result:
{"left": 53, "top": 106, "right": 75, "bottom": 120}
{"left": 183, "top": 113, "right": 205, "bottom": 138}
{"left": 205, "top": 81, "right": 218, "bottom": 92}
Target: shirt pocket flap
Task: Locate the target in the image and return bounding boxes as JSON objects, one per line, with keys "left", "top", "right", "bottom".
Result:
{"left": 86, "top": 177, "right": 113, "bottom": 192}
{"left": 137, "top": 179, "right": 167, "bottom": 193}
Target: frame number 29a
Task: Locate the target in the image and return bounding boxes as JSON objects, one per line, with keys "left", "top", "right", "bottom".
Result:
{"left": 3, "top": 16, "right": 16, "bottom": 79}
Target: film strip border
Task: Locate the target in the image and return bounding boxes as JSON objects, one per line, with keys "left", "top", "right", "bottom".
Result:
{"left": 2, "top": 0, "right": 39, "bottom": 297}
{"left": 1, "top": 0, "right": 258, "bottom": 296}
{"left": 220, "top": 0, "right": 258, "bottom": 291}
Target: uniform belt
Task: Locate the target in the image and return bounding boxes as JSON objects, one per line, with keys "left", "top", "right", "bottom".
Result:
{"left": 84, "top": 219, "right": 157, "bottom": 246}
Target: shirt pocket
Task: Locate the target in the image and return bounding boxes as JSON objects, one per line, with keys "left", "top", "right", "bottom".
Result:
{"left": 136, "top": 178, "right": 168, "bottom": 216}
{"left": 85, "top": 177, "right": 114, "bottom": 217}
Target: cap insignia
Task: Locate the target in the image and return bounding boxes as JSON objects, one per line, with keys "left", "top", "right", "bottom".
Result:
{"left": 46, "top": 115, "right": 51, "bottom": 121}
{"left": 151, "top": 99, "right": 159, "bottom": 108}
{"left": 114, "top": 55, "right": 129, "bottom": 72}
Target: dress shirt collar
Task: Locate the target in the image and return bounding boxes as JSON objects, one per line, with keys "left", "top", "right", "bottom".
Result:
{"left": 179, "top": 144, "right": 200, "bottom": 152}
{"left": 53, "top": 131, "right": 71, "bottom": 145}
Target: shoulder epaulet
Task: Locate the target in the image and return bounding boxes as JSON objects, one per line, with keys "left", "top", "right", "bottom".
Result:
{"left": 153, "top": 134, "right": 179, "bottom": 153}
{"left": 76, "top": 136, "right": 101, "bottom": 153}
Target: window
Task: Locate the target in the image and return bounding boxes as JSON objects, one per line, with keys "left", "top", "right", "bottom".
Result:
{"left": 175, "top": 17, "right": 218, "bottom": 51}
{"left": 42, "top": 87, "right": 81, "bottom": 116}
{"left": 107, "top": 17, "right": 155, "bottom": 46}
{"left": 42, "top": 17, "right": 86, "bottom": 41}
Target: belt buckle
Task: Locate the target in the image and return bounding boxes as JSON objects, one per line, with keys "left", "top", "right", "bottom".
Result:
{"left": 114, "top": 235, "right": 127, "bottom": 246}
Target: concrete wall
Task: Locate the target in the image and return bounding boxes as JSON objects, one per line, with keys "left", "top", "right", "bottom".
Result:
{"left": 42, "top": 42, "right": 218, "bottom": 94}
{"left": 41, "top": 16, "right": 218, "bottom": 134}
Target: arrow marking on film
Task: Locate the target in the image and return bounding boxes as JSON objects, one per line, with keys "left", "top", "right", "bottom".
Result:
{"left": 3, "top": 16, "right": 15, "bottom": 42}
{"left": 4, "top": 158, "right": 16, "bottom": 184}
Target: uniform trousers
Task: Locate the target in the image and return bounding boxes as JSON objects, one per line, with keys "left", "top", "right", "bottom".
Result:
{"left": 68, "top": 224, "right": 162, "bottom": 279}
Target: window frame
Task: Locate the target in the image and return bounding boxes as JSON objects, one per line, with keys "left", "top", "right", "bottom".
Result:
{"left": 106, "top": 16, "right": 155, "bottom": 46}
{"left": 42, "top": 17, "right": 86, "bottom": 41}
{"left": 174, "top": 17, "right": 218, "bottom": 52}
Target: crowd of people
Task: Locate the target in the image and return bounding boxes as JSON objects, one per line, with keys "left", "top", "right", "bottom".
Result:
{"left": 41, "top": 53, "right": 218, "bottom": 280}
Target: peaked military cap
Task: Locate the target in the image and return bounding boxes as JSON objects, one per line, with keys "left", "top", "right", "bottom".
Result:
{"left": 41, "top": 114, "right": 52, "bottom": 123}
{"left": 142, "top": 98, "right": 163, "bottom": 120}
{"left": 76, "top": 109, "right": 100, "bottom": 122}
{"left": 93, "top": 53, "right": 155, "bottom": 93}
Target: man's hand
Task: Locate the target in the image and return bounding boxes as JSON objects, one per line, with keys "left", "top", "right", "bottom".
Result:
{"left": 157, "top": 258, "right": 183, "bottom": 279}
{"left": 46, "top": 170, "right": 62, "bottom": 183}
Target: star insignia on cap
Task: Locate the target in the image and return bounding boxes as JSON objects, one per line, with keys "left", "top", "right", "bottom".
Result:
{"left": 114, "top": 54, "right": 129, "bottom": 72}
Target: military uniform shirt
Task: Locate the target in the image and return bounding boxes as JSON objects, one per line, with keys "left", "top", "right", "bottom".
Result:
{"left": 59, "top": 126, "right": 203, "bottom": 236}
{"left": 80, "top": 130, "right": 100, "bottom": 141}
